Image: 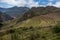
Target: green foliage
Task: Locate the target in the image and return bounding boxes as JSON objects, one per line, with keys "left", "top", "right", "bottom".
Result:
{"left": 0, "top": 23, "right": 3, "bottom": 28}
{"left": 52, "top": 22, "right": 60, "bottom": 33}
{"left": 29, "top": 32, "right": 40, "bottom": 40}
{"left": 11, "top": 33, "right": 20, "bottom": 40}
{"left": 1, "top": 26, "right": 60, "bottom": 40}
{"left": 8, "top": 29, "right": 15, "bottom": 34}
{"left": 52, "top": 26, "right": 60, "bottom": 33}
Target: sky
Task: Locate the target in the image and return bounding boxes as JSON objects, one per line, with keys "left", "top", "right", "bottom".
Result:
{"left": 0, "top": 0, "right": 60, "bottom": 8}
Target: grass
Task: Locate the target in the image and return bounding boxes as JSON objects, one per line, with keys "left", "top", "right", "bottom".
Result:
{"left": 0, "top": 24, "right": 60, "bottom": 40}
{"left": 16, "top": 16, "right": 56, "bottom": 27}
{"left": 0, "top": 14, "right": 60, "bottom": 40}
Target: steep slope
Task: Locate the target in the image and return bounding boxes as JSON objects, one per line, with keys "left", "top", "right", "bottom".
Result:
{"left": 2, "top": 6, "right": 60, "bottom": 29}
{"left": 2, "top": 13, "right": 59, "bottom": 30}
{"left": 30, "top": 6, "right": 60, "bottom": 15}
{"left": 0, "top": 13, "right": 57, "bottom": 34}
{"left": 0, "top": 12, "right": 13, "bottom": 28}
{"left": 15, "top": 15, "right": 56, "bottom": 27}
{"left": 0, "top": 12, "right": 13, "bottom": 23}
{"left": 0, "top": 6, "right": 60, "bottom": 40}
{"left": 0, "top": 12, "right": 60, "bottom": 40}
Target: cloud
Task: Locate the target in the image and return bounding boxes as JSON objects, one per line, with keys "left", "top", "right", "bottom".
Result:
{"left": 0, "top": 2, "right": 14, "bottom": 8}
{"left": 0, "top": 0, "right": 17, "bottom": 6}
{"left": 49, "top": 0, "right": 53, "bottom": 1}
{"left": 0, "top": 0, "right": 60, "bottom": 8}
{"left": 53, "top": 1, "right": 60, "bottom": 7}
{"left": 46, "top": 0, "right": 60, "bottom": 8}
{"left": 0, "top": 0, "right": 40, "bottom": 8}
{"left": 15, "top": 0, "right": 40, "bottom": 7}
{"left": 47, "top": 1, "right": 53, "bottom": 6}
{"left": 15, "top": 0, "right": 27, "bottom": 7}
{"left": 26, "top": 0, "right": 40, "bottom": 7}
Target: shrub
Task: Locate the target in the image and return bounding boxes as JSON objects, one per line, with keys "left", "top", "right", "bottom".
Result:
{"left": 7, "top": 29, "right": 15, "bottom": 34}
{"left": 30, "top": 32, "right": 40, "bottom": 40}
{"left": 11, "top": 33, "right": 19, "bottom": 40}
{"left": 0, "top": 23, "right": 3, "bottom": 28}
{"left": 52, "top": 25, "right": 60, "bottom": 33}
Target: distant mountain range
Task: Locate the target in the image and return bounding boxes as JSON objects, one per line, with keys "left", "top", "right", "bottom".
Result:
{"left": 0, "top": 7, "right": 7, "bottom": 12}
{"left": 0, "top": 6, "right": 29, "bottom": 18}
{"left": 0, "top": 6, "right": 60, "bottom": 22}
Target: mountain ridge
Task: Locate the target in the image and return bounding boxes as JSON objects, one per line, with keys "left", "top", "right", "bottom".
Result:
{"left": 0, "top": 6, "right": 29, "bottom": 18}
{"left": 0, "top": 6, "right": 60, "bottom": 30}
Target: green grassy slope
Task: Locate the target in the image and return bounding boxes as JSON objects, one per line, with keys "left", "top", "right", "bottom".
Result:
{"left": 0, "top": 14, "right": 60, "bottom": 40}
{"left": 2, "top": 13, "right": 59, "bottom": 31}
{"left": 0, "top": 23, "right": 60, "bottom": 40}
{"left": 0, "top": 6, "right": 60, "bottom": 40}
{"left": 17, "top": 16, "right": 56, "bottom": 27}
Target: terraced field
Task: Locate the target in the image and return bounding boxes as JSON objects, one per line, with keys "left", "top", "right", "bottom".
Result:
{"left": 1, "top": 13, "right": 59, "bottom": 32}
{"left": 17, "top": 16, "right": 56, "bottom": 27}
{"left": 0, "top": 12, "right": 60, "bottom": 40}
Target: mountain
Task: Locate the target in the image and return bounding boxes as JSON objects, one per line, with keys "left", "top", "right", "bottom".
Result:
{"left": 1, "top": 6, "right": 60, "bottom": 28}
{"left": 0, "top": 7, "right": 29, "bottom": 18}
{"left": 29, "top": 6, "right": 60, "bottom": 15}
{"left": 0, "top": 12, "right": 13, "bottom": 23}
{"left": 0, "top": 7, "right": 7, "bottom": 12}
{"left": 0, "top": 6, "right": 60, "bottom": 40}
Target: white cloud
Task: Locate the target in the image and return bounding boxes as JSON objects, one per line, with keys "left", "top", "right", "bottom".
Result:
{"left": 47, "top": 0, "right": 53, "bottom": 6}
{"left": 15, "top": 0, "right": 40, "bottom": 7}
{"left": 47, "top": 2, "right": 53, "bottom": 6}
{"left": 47, "top": 0, "right": 60, "bottom": 8}
{"left": 0, "top": 0, "right": 17, "bottom": 6}
{"left": 26, "top": 0, "right": 40, "bottom": 7}
{"left": 0, "top": 0, "right": 60, "bottom": 8}
{"left": 15, "top": 0, "right": 27, "bottom": 7}
{"left": 0, "top": 0, "right": 40, "bottom": 8}
{"left": 53, "top": 1, "right": 60, "bottom": 8}
{"left": 49, "top": 0, "right": 53, "bottom": 1}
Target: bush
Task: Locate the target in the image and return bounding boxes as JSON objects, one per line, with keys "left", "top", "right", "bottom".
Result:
{"left": 7, "top": 29, "right": 15, "bottom": 34}
{"left": 52, "top": 25, "right": 60, "bottom": 33}
{"left": 0, "top": 23, "right": 3, "bottom": 30}
{"left": 30, "top": 32, "right": 40, "bottom": 40}
{"left": 11, "top": 33, "right": 19, "bottom": 40}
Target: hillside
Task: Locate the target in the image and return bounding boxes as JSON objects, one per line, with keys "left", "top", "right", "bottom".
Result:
{"left": 1, "top": 6, "right": 60, "bottom": 30}
{"left": 0, "top": 12, "right": 13, "bottom": 28}
{"left": 0, "top": 12, "right": 13, "bottom": 22}
{"left": 0, "top": 7, "right": 29, "bottom": 18}
{"left": 0, "top": 6, "right": 60, "bottom": 40}
{"left": 0, "top": 15, "right": 60, "bottom": 40}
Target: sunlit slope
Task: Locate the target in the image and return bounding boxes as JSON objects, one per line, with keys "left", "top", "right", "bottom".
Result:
{"left": 15, "top": 16, "right": 57, "bottom": 27}
{"left": 3, "top": 12, "right": 60, "bottom": 30}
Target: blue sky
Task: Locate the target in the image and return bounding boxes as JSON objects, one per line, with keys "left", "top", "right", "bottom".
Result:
{"left": 0, "top": 0, "right": 60, "bottom": 8}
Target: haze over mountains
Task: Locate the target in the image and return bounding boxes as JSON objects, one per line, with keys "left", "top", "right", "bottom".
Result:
{"left": 0, "top": 6, "right": 29, "bottom": 18}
